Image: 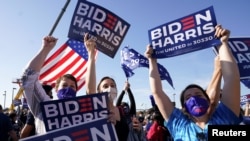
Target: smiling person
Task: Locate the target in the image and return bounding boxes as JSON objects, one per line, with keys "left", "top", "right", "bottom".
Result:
{"left": 144, "top": 25, "right": 241, "bottom": 141}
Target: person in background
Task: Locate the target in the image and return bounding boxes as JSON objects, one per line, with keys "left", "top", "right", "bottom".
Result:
{"left": 21, "top": 36, "right": 78, "bottom": 135}
{"left": 244, "top": 102, "right": 250, "bottom": 117}
{"left": 240, "top": 102, "right": 250, "bottom": 125}
{"left": 147, "top": 110, "right": 172, "bottom": 141}
{"left": 116, "top": 81, "right": 146, "bottom": 141}
{"left": 0, "top": 104, "right": 18, "bottom": 141}
{"left": 84, "top": 33, "right": 129, "bottom": 141}
{"left": 144, "top": 25, "right": 241, "bottom": 140}
{"left": 143, "top": 107, "right": 154, "bottom": 135}
{"left": 116, "top": 81, "right": 136, "bottom": 120}
{"left": 20, "top": 84, "right": 53, "bottom": 138}
{"left": 146, "top": 95, "right": 173, "bottom": 141}
{"left": 8, "top": 111, "right": 23, "bottom": 140}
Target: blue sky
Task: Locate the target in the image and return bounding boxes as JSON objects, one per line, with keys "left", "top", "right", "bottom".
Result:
{"left": 0, "top": 0, "right": 249, "bottom": 110}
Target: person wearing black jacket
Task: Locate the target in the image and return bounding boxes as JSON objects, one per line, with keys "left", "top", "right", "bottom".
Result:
{"left": 116, "top": 81, "right": 146, "bottom": 141}
{"left": 116, "top": 81, "right": 136, "bottom": 116}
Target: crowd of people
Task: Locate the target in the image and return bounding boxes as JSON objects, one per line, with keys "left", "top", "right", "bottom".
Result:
{"left": 0, "top": 25, "right": 249, "bottom": 141}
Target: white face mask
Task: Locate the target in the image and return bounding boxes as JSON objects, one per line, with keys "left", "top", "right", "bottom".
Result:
{"left": 102, "top": 87, "right": 117, "bottom": 101}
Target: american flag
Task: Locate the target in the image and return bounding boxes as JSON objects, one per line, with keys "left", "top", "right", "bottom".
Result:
{"left": 39, "top": 39, "right": 97, "bottom": 91}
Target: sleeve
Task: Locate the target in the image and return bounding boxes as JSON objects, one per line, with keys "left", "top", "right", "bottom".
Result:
{"left": 213, "top": 103, "right": 241, "bottom": 124}
{"left": 116, "top": 90, "right": 125, "bottom": 106}
{"left": 127, "top": 88, "right": 136, "bottom": 116}
{"left": 21, "top": 68, "right": 50, "bottom": 117}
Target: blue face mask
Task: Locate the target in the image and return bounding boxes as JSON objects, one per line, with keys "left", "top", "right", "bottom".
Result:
{"left": 184, "top": 96, "right": 209, "bottom": 117}
{"left": 57, "top": 87, "right": 76, "bottom": 100}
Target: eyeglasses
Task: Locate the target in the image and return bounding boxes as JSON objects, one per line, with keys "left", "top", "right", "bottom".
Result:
{"left": 196, "top": 132, "right": 206, "bottom": 141}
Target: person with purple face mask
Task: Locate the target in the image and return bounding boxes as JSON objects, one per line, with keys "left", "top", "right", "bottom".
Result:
{"left": 144, "top": 25, "right": 241, "bottom": 141}
{"left": 20, "top": 36, "right": 78, "bottom": 135}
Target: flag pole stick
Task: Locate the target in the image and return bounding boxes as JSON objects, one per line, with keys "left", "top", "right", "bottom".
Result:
{"left": 9, "top": 0, "right": 71, "bottom": 111}
{"left": 48, "top": 0, "right": 71, "bottom": 36}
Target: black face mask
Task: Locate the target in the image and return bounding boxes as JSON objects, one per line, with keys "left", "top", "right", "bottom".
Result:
{"left": 123, "top": 105, "right": 130, "bottom": 115}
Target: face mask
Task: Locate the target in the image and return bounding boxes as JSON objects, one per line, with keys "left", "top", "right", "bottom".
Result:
{"left": 184, "top": 96, "right": 209, "bottom": 117}
{"left": 138, "top": 115, "right": 144, "bottom": 123}
{"left": 122, "top": 104, "right": 130, "bottom": 115}
{"left": 57, "top": 87, "right": 76, "bottom": 100}
{"left": 102, "top": 87, "right": 117, "bottom": 101}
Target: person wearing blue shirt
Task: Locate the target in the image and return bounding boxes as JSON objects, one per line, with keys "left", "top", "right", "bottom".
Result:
{"left": 144, "top": 25, "right": 241, "bottom": 141}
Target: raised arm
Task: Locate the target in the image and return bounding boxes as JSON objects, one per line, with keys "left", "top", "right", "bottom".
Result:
{"left": 206, "top": 55, "right": 222, "bottom": 115}
{"left": 26, "top": 36, "right": 57, "bottom": 72}
{"left": 84, "top": 33, "right": 97, "bottom": 94}
{"left": 116, "top": 83, "right": 126, "bottom": 106}
{"left": 215, "top": 25, "right": 240, "bottom": 116}
{"left": 126, "top": 87, "right": 136, "bottom": 116}
{"left": 145, "top": 45, "right": 174, "bottom": 120}
{"left": 116, "top": 81, "right": 136, "bottom": 115}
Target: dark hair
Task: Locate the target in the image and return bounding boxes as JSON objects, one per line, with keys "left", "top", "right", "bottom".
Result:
{"left": 0, "top": 104, "right": 2, "bottom": 110}
{"left": 42, "top": 84, "right": 53, "bottom": 95}
{"left": 9, "top": 112, "right": 17, "bottom": 119}
{"left": 180, "top": 84, "right": 210, "bottom": 108}
{"left": 121, "top": 102, "right": 129, "bottom": 107}
{"left": 97, "top": 76, "right": 116, "bottom": 92}
{"left": 55, "top": 74, "right": 78, "bottom": 90}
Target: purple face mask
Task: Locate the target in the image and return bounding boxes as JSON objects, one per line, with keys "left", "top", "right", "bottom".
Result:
{"left": 184, "top": 96, "right": 209, "bottom": 117}
{"left": 57, "top": 87, "right": 76, "bottom": 100}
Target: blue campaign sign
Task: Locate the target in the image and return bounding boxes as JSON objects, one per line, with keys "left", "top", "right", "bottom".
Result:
{"left": 228, "top": 37, "right": 250, "bottom": 79}
{"left": 19, "top": 118, "right": 118, "bottom": 141}
{"left": 148, "top": 6, "right": 221, "bottom": 58}
{"left": 68, "top": 0, "right": 130, "bottom": 58}
{"left": 40, "top": 92, "right": 109, "bottom": 132}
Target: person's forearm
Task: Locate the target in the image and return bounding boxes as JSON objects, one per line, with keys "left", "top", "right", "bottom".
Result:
{"left": 245, "top": 103, "right": 249, "bottom": 116}
{"left": 149, "top": 58, "right": 163, "bottom": 94}
{"left": 219, "top": 40, "right": 240, "bottom": 115}
{"left": 206, "top": 56, "right": 222, "bottom": 108}
{"left": 20, "top": 124, "right": 34, "bottom": 138}
{"left": 26, "top": 47, "right": 51, "bottom": 72}
{"left": 116, "top": 90, "right": 125, "bottom": 106}
{"left": 86, "top": 51, "right": 96, "bottom": 94}
{"left": 127, "top": 88, "right": 136, "bottom": 115}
